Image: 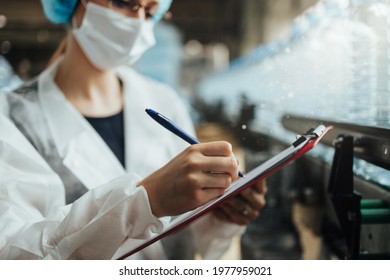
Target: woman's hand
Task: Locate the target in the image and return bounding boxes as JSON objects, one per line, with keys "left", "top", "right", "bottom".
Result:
{"left": 212, "top": 179, "right": 267, "bottom": 225}
{"left": 138, "top": 141, "right": 240, "bottom": 218}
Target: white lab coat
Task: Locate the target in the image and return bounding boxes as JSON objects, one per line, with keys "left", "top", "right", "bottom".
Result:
{"left": 0, "top": 60, "right": 244, "bottom": 260}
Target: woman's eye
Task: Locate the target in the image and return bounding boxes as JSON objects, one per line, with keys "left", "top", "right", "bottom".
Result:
{"left": 131, "top": 4, "right": 141, "bottom": 11}
{"left": 112, "top": 0, "right": 129, "bottom": 9}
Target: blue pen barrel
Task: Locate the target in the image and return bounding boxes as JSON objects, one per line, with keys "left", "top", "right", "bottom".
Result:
{"left": 146, "top": 109, "right": 244, "bottom": 177}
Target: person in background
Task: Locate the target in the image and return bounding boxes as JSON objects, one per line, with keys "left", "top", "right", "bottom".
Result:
{"left": 2, "top": 0, "right": 266, "bottom": 259}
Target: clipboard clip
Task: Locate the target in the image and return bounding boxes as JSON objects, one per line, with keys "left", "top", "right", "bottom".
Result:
{"left": 293, "top": 125, "right": 326, "bottom": 147}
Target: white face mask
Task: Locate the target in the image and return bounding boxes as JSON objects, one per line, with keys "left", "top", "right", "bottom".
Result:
{"left": 73, "top": 2, "right": 156, "bottom": 70}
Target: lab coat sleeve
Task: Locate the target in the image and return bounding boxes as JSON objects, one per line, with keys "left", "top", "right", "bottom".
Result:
{"left": 0, "top": 116, "right": 167, "bottom": 260}
{"left": 45, "top": 177, "right": 167, "bottom": 260}
{"left": 170, "top": 96, "right": 246, "bottom": 259}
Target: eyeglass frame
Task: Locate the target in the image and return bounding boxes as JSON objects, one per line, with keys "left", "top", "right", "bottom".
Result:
{"left": 107, "top": 0, "right": 160, "bottom": 19}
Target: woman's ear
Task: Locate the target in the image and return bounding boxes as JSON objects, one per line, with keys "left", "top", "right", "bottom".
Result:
{"left": 72, "top": 0, "right": 87, "bottom": 28}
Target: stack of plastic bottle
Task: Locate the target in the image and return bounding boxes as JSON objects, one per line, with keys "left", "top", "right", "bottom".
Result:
{"left": 196, "top": 0, "right": 390, "bottom": 187}
{"left": 197, "top": 0, "right": 357, "bottom": 139}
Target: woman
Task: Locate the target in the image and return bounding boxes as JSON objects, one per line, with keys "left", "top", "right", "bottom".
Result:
{"left": 2, "top": 0, "right": 266, "bottom": 259}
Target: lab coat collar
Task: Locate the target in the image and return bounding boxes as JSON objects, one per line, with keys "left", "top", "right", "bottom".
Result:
{"left": 118, "top": 66, "right": 189, "bottom": 179}
{"left": 38, "top": 60, "right": 126, "bottom": 189}
{"left": 116, "top": 66, "right": 165, "bottom": 175}
{"left": 38, "top": 60, "right": 83, "bottom": 158}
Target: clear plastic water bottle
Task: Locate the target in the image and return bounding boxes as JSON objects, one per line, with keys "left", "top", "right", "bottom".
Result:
{"left": 349, "top": 0, "right": 390, "bottom": 127}
{"left": 345, "top": 13, "right": 377, "bottom": 124}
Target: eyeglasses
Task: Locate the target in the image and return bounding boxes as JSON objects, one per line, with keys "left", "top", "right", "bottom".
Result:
{"left": 108, "top": 0, "right": 159, "bottom": 19}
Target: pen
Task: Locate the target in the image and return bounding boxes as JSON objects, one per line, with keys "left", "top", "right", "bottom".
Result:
{"left": 146, "top": 108, "right": 244, "bottom": 178}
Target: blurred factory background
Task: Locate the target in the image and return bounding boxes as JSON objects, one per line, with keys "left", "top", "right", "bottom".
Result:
{"left": 1, "top": 0, "right": 390, "bottom": 260}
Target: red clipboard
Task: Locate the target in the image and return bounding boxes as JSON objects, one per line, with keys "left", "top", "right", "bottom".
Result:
{"left": 116, "top": 125, "right": 332, "bottom": 260}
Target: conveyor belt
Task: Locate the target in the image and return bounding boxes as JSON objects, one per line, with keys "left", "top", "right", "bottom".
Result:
{"left": 281, "top": 115, "right": 390, "bottom": 171}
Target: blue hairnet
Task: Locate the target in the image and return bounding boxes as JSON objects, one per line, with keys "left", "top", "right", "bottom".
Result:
{"left": 41, "top": 0, "right": 172, "bottom": 24}
{"left": 41, "top": 0, "right": 79, "bottom": 25}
